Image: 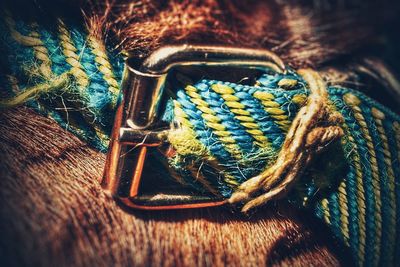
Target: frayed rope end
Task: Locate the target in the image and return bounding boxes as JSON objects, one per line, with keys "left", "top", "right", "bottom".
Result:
{"left": 0, "top": 72, "right": 73, "bottom": 109}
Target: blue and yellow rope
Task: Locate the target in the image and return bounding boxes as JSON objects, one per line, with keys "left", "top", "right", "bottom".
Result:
{"left": 167, "top": 79, "right": 400, "bottom": 266}
{"left": 0, "top": 8, "right": 123, "bottom": 151}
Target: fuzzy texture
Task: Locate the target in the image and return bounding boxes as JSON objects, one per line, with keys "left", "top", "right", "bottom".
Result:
{"left": 1, "top": 0, "right": 400, "bottom": 266}
{"left": 83, "top": 0, "right": 400, "bottom": 68}
{"left": 165, "top": 69, "right": 400, "bottom": 266}
{"left": 0, "top": 108, "right": 346, "bottom": 267}
{"left": 0, "top": 6, "right": 124, "bottom": 151}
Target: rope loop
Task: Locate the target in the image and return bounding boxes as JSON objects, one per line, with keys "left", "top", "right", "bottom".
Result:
{"left": 229, "top": 69, "right": 345, "bottom": 212}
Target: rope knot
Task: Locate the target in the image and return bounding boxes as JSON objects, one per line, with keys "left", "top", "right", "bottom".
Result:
{"left": 229, "top": 69, "right": 345, "bottom": 212}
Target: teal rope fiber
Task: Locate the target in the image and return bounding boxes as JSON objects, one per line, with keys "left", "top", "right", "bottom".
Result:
{"left": 168, "top": 77, "right": 400, "bottom": 266}
{"left": 0, "top": 8, "right": 124, "bottom": 151}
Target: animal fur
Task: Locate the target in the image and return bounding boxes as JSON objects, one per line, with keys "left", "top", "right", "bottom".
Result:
{"left": 1, "top": 0, "right": 399, "bottom": 266}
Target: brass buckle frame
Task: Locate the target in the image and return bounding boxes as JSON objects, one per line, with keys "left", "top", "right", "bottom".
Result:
{"left": 102, "top": 45, "right": 286, "bottom": 210}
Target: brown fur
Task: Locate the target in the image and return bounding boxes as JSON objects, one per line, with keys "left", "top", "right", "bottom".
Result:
{"left": 84, "top": 0, "right": 397, "bottom": 67}
{"left": 1, "top": 0, "right": 400, "bottom": 266}
{"left": 0, "top": 108, "right": 347, "bottom": 266}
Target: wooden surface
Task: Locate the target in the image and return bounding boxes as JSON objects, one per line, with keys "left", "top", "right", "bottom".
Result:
{"left": 0, "top": 108, "right": 348, "bottom": 266}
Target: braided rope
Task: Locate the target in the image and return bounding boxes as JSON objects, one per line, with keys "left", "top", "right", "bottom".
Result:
{"left": 168, "top": 77, "right": 400, "bottom": 266}
{"left": 253, "top": 90, "right": 292, "bottom": 132}
{"left": 344, "top": 94, "right": 383, "bottom": 265}
{"left": 0, "top": 8, "right": 122, "bottom": 151}
{"left": 57, "top": 19, "right": 110, "bottom": 148}
{"left": 229, "top": 69, "right": 345, "bottom": 212}
{"left": 342, "top": 123, "right": 367, "bottom": 262}
{"left": 372, "top": 108, "right": 397, "bottom": 265}
{"left": 57, "top": 19, "right": 89, "bottom": 88}
{"left": 211, "top": 84, "right": 269, "bottom": 147}
{"left": 321, "top": 198, "right": 331, "bottom": 224}
{"left": 88, "top": 35, "right": 120, "bottom": 108}
{"left": 185, "top": 84, "right": 243, "bottom": 159}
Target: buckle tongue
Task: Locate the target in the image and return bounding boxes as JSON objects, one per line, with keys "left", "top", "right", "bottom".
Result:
{"left": 103, "top": 45, "right": 286, "bottom": 210}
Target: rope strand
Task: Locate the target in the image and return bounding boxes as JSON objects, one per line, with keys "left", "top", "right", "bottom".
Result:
{"left": 0, "top": 72, "right": 72, "bottom": 108}
{"left": 229, "top": 69, "right": 344, "bottom": 212}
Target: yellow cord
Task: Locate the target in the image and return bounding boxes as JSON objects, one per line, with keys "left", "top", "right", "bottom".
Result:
{"left": 0, "top": 72, "right": 71, "bottom": 109}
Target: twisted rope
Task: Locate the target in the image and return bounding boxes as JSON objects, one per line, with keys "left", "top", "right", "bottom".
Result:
{"left": 0, "top": 8, "right": 122, "bottom": 151}
{"left": 0, "top": 72, "right": 72, "bottom": 108}
{"left": 167, "top": 73, "right": 400, "bottom": 266}
{"left": 229, "top": 69, "right": 345, "bottom": 212}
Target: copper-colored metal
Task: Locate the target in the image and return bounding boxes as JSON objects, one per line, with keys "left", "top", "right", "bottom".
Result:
{"left": 102, "top": 45, "right": 286, "bottom": 210}
{"left": 129, "top": 146, "right": 148, "bottom": 197}
{"left": 118, "top": 198, "right": 227, "bottom": 210}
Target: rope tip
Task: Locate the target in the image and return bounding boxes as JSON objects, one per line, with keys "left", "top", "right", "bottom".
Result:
{"left": 228, "top": 191, "right": 250, "bottom": 204}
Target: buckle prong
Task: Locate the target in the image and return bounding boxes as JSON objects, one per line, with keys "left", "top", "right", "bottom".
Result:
{"left": 119, "top": 128, "right": 165, "bottom": 144}
{"left": 103, "top": 45, "right": 286, "bottom": 210}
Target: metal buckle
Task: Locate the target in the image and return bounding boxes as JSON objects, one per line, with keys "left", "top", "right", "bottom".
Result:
{"left": 102, "top": 45, "right": 286, "bottom": 210}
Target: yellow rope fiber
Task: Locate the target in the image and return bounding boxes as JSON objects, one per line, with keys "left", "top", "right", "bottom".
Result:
{"left": 344, "top": 93, "right": 382, "bottom": 266}
{"left": 0, "top": 72, "right": 72, "bottom": 109}
{"left": 229, "top": 69, "right": 345, "bottom": 212}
